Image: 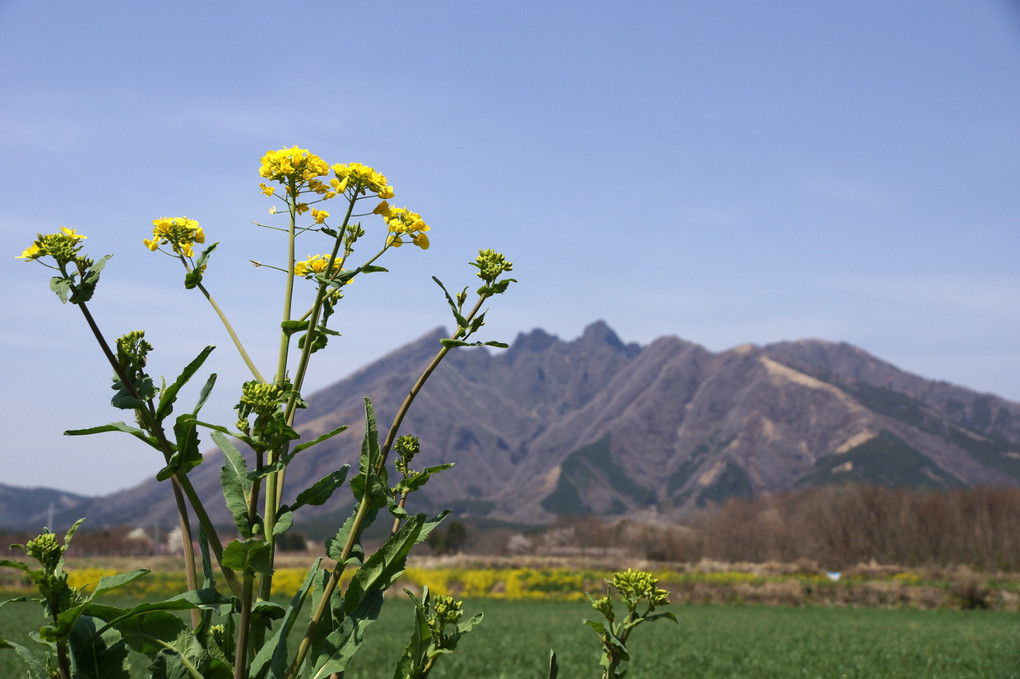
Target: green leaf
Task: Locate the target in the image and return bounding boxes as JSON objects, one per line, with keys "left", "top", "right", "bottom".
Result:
{"left": 325, "top": 507, "right": 372, "bottom": 564}
{"left": 212, "top": 430, "right": 253, "bottom": 537}
{"left": 49, "top": 275, "right": 71, "bottom": 303}
{"left": 72, "top": 254, "right": 112, "bottom": 304}
{"left": 183, "top": 242, "right": 218, "bottom": 290}
{"left": 280, "top": 319, "right": 307, "bottom": 336}
{"left": 432, "top": 276, "right": 469, "bottom": 328}
{"left": 146, "top": 630, "right": 213, "bottom": 679}
{"left": 291, "top": 467, "right": 350, "bottom": 511}
{"left": 308, "top": 590, "right": 384, "bottom": 679}
{"left": 156, "top": 345, "right": 215, "bottom": 422}
{"left": 110, "top": 374, "right": 157, "bottom": 410}
{"left": 344, "top": 514, "right": 425, "bottom": 616}
{"left": 64, "top": 421, "right": 159, "bottom": 448}
{"left": 68, "top": 614, "right": 131, "bottom": 679}
{"left": 440, "top": 338, "right": 475, "bottom": 348}
{"left": 273, "top": 508, "right": 294, "bottom": 535}
{"left": 391, "top": 589, "right": 431, "bottom": 679}
{"left": 547, "top": 649, "right": 559, "bottom": 679}
{"left": 293, "top": 425, "right": 349, "bottom": 454}
{"left": 192, "top": 373, "right": 217, "bottom": 416}
{"left": 249, "top": 558, "right": 322, "bottom": 679}
{"left": 0, "top": 560, "right": 31, "bottom": 574}
{"left": 156, "top": 415, "right": 204, "bottom": 481}
{"left": 397, "top": 463, "right": 455, "bottom": 495}
{"left": 350, "top": 399, "right": 387, "bottom": 509}
{"left": 0, "top": 638, "right": 51, "bottom": 679}
{"left": 221, "top": 539, "right": 272, "bottom": 575}
{"left": 484, "top": 340, "right": 510, "bottom": 349}
{"left": 93, "top": 569, "right": 149, "bottom": 597}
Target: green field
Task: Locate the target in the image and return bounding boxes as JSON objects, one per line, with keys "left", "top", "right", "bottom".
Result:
{"left": 2, "top": 596, "right": 1018, "bottom": 678}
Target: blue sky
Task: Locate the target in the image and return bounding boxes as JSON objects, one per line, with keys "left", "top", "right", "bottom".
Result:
{"left": 2, "top": 1, "right": 1019, "bottom": 495}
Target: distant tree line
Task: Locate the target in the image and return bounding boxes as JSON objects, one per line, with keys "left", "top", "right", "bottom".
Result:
{"left": 600, "top": 485, "right": 1020, "bottom": 570}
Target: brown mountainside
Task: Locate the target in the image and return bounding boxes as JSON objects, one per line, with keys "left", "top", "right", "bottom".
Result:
{"left": 8, "top": 321, "right": 1020, "bottom": 529}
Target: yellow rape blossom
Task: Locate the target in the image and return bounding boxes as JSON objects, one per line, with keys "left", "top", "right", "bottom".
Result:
{"left": 294, "top": 254, "right": 343, "bottom": 279}
{"left": 258, "top": 146, "right": 330, "bottom": 187}
{"left": 330, "top": 162, "right": 393, "bottom": 199}
{"left": 311, "top": 209, "right": 329, "bottom": 224}
{"left": 144, "top": 217, "right": 205, "bottom": 258}
{"left": 384, "top": 206, "right": 430, "bottom": 250}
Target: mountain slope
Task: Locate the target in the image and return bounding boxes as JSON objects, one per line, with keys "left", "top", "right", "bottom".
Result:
{"left": 9, "top": 322, "right": 1020, "bottom": 529}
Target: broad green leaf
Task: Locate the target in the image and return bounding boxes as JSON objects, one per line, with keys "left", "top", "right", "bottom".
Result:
{"left": 93, "top": 569, "right": 149, "bottom": 597}
{"left": 212, "top": 430, "right": 252, "bottom": 537}
{"left": 273, "top": 508, "right": 294, "bottom": 535}
{"left": 344, "top": 514, "right": 425, "bottom": 616}
{"left": 146, "top": 630, "right": 212, "bottom": 679}
{"left": 68, "top": 615, "right": 130, "bottom": 679}
{"left": 308, "top": 590, "right": 384, "bottom": 679}
{"left": 156, "top": 345, "right": 215, "bottom": 421}
{"left": 325, "top": 506, "right": 371, "bottom": 564}
{"left": 0, "top": 638, "right": 50, "bottom": 679}
{"left": 110, "top": 375, "right": 157, "bottom": 410}
{"left": 291, "top": 467, "right": 350, "bottom": 511}
{"left": 155, "top": 415, "right": 203, "bottom": 481}
{"left": 50, "top": 275, "right": 71, "bottom": 303}
{"left": 221, "top": 539, "right": 272, "bottom": 575}
{"left": 350, "top": 399, "right": 387, "bottom": 508}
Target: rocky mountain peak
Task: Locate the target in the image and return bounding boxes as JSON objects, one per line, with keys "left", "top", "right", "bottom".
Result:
{"left": 7, "top": 323, "right": 1020, "bottom": 530}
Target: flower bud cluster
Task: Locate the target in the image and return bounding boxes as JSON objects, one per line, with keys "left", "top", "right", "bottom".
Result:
{"left": 16, "top": 227, "right": 87, "bottom": 265}
{"left": 472, "top": 249, "right": 513, "bottom": 285}
{"left": 394, "top": 435, "right": 421, "bottom": 478}
{"left": 24, "top": 531, "right": 63, "bottom": 572}
{"left": 611, "top": 568, "right": 671, "bottom": 608}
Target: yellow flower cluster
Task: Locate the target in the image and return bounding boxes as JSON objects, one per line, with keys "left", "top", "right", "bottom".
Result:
{"left": 294, "top": 254, "right": 344, "bottom": 279}
{"left": 400, "top": 568, "right": 593, "bottom": 601}
{"left": 331, "top": 162, "right": 394, "bottom": 199}
{"left": 375, "top": 203, "right": 430, "bottom": 249}
{"left": 16, "top": 227, "right": 87, "bottom": 263}
{"left": 259, "top": 146, "right": 330, "bottom": 185}
{"left": 144, "top": 217, "right": 205, "bottom": 258}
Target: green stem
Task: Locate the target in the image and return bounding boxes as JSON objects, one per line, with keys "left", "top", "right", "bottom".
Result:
{"left": 195, "top": 279, "right": 266, "bottom": 383}
{"left": 72, "top": 295, "right": 242, "bottom": 599}
{"left": 233, "top": 572, "right": 255, "bottom": 679}
{"left": 286, "top": 294, "right": 489, "bottom": 679}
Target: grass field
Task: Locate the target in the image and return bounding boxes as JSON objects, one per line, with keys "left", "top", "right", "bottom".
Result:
{"left": 2, "top": 595, "right": 1018, "bottom": 678}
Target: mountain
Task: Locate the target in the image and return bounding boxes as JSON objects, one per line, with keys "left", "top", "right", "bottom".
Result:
{"left": 0, "top": 484, "right": 92, "bottom": 531}
{"left": 8, "top": 321, "right": 1020, "bottom": 529}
